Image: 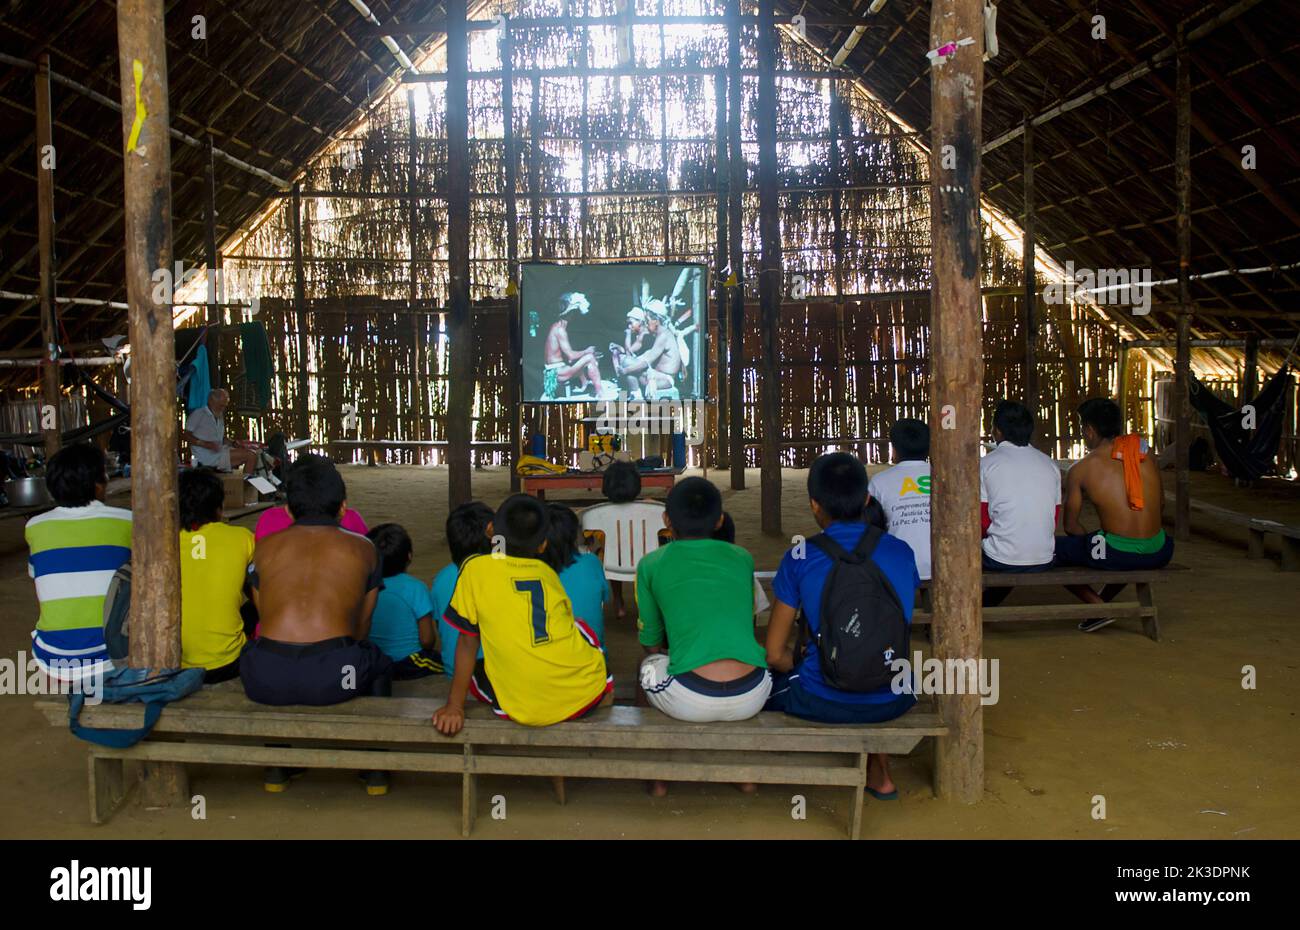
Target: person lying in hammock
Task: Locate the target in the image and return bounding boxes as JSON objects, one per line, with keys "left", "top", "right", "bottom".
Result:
{"left": 1056, "top": 397, "right": 1174, "bottom": 631}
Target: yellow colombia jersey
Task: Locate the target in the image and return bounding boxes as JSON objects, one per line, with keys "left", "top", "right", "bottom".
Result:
{"left": 446, "top": 553, "right": 610, "bottom": 726}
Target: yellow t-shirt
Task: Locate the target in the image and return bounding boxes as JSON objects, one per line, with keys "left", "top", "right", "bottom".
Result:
{"left": 179, "top": 521, "right": 255, "bottom": 670}
{"left": 446, "top": 553, "right": 609, "bottom": 726}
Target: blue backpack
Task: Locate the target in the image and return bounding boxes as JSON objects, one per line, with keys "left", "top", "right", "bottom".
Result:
{"left": 68, "top": 666, "right": 205, "bottom": 748}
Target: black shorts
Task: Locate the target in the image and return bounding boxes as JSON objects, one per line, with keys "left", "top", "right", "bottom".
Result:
{"left": 468, "top": 659, "right": 608, "bottom": 722}
{"left": 1054, "top": 532, "right": 1174, "bottom": 570}
{"left": 240, "top": 636, "right": 393, "bottom": 706}
{"left": 392, "top": 646, "right": 445, "bottom": 680}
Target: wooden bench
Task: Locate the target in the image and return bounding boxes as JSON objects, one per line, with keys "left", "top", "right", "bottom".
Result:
{"left": 914, "top": 565, "right": 1188, "bottom": 642}
{"left": 36, "top": 685, "right": 945, "bottom": 838}
{"left": 1166, "top": 492, "right": 1300, "bottom": 571}
{"left": 522, "top": 468, "right": 681, "bottom": 500}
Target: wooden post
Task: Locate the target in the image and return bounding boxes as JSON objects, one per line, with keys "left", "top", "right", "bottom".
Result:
{"left": 726, "top": 0, "right": 746, "bottom": 491}
{"left": 117, "top": 0, "right": 185, "bottom": 805}
{"left": 35, "top": 53, "right": 60, "bottom": 460}
{"left": 503, "top": 19, "right": 523, "bottom": 493}
{"left": 1021, "top": 117, "right": 1039, "bottom": 428}
{"left": 290, "top": 182, "right": 310, "bottom": 442}
{"left": 1174, "top": 29, "right": 1192, "bottom": 541}
{"left": 830, "top": 81, "right": 849, "bottom": 443}
{"left": 446, "top": 0, "right": 473, "bottom": 508}
{"left": 714, "top": 69, "right": 729, "bottom": 470}
{"left": 407, "top": 88, "right": 426, "bottom": 448}
{"left": 203, "top": 133, "right": 219, "bottom": 325}
{"left": 1242, "top": 334, "right": 1259, "bottom": 403}
{"left": 1117, "top": 344, "right": 1131, "bottom": 427}
{"left": 928, "top": 0, "right": 985, "bottom": 804}
{"left": 756, "top": 0, "right": 781, "bottom": 535}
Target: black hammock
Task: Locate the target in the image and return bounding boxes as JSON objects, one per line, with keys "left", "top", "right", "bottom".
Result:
{"left": 1188, "top": 368, "right": 1293, "bottom": 481}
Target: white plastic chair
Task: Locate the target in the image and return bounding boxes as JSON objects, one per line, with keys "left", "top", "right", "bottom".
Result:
{"left": 581, "top": 500, "right": 667, "bottom": 584}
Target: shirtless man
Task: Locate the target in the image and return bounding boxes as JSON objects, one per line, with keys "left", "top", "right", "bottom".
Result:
{"left": 542, "top": 292, "right": 605, "bottom": 398}
{"left": 240, "top": 453, "right": 392, "bottom": 706}
{"left": 615, "top": 303, "right": 681, "bottom": 399}
{"left": 1056, "top": 397, "right": 1174, "bottom": 630}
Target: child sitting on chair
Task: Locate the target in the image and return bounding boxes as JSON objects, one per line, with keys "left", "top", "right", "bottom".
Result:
{"left": 430, "top": 502, "right": 492, "bottom": 677}
{"left": 543, "top": 503, "right": 610, "bottom": 645}
{"left": 600, "top": 460, "right": 651, "bottom": 618}
{"left": 432, "top": 495, "right": 613, "bottom": 734}
{"left": 365, "top": 523, "right": 443, "bottom": 679}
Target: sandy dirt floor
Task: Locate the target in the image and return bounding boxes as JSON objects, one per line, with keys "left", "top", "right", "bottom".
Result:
{"left": 1, "top": 464, "right": 1296, "bottom": 839}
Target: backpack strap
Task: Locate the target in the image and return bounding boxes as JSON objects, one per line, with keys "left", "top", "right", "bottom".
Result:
{"left": 808, "top": 525, "right": 881, "bottom": 565}
{"left": 68, "top": 694, "right": 166, "bottom": 749}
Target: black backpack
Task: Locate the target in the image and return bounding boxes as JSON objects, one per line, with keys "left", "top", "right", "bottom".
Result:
{"left": 799, "top": 527, "right": 908, "bottom": 692}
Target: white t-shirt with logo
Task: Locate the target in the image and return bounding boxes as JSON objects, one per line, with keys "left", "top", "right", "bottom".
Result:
{"left": 868, "top": 460, "right": 932, "bottom": 580}
{"left": 979, "top": 441, "right": 1062, "bottom": 566}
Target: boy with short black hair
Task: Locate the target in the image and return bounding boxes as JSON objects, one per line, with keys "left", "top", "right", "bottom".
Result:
{"left": 430, "top": 502, "right": 493, "bottom": 676}
{"left": 366, "top": 523, "right": 443, "bottom": 679}
{"left": 868, "top": 418, "right": 932, "bottom": 580}
{"left": 27, "top": 443, "right": 131, "bottom": 684}
{"left": 432, "top": 495, "right": 612, "bottom": 734}
{"left": 637, "top": 479, "right": 770, "bottom": 727}
{"left": 765, "top": 452, "right": 918, "bottom": 799}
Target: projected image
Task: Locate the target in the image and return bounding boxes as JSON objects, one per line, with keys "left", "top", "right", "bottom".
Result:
{"left": 521, "top": 262, "right": 708, "bottom": 403}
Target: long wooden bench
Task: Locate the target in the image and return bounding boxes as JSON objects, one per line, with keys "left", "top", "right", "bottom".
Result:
{"left": 1165, "top": 492, "right": 1300, "bottom": 571}
{"left": 914, "top": 565, "right": 1189, "bottom": 642}
{"left": 35, "top": 684, "right": 945, "bottom": 839}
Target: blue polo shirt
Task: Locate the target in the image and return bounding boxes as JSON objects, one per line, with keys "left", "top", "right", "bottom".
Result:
{"left": 772, "top": 520, "right": 919, "bottom": 704}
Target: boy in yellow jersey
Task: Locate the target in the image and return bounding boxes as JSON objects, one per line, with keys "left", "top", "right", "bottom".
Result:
{"left": 432, "top": 494, "right": 613, "bottom": 734}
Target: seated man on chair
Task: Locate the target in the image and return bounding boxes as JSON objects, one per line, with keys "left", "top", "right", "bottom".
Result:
{"left": 1057, "top": 397, "right": 1174, "bottom": 631}
{"left": 182, "top": 388, "right": 257, "bottom": 473}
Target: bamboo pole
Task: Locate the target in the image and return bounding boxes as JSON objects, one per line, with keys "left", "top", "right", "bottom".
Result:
{"left": 714, "top": 68, "right": 729, "bottom": 470}
{"left": 1021, "top": 117, "right": 1039, "bottom": 431}
{"left": 290, "top": 182, "right": 310, "bottom": 441}
{"left": 756, "top": 0, "right": 782, "bottom": 536}
{"left": 726, "top": 0, "right": 746, "bottom": 491}
{"left": 503, "top": 19, "right": 522, "bottom": 493}
{"left": 1174, "top": 29, "right": 1192, "bottom": 542}
{"left": 928, "top": 0, "right": 985, "bottom": 804}
{"left": 830, "top": 83, "right": 850, "bottom": 444}
{"left": 407, "top": 89, "right": 427, "bottom": 446}
{"left": 446, "top": 0, "right": 473, "bottom": 508}
{"left": 117, "top": 0, "right": 185, "bottom": 805}
{"left": 203, "top": 133, "right": 219, "bottom": 325}
{"left": 35, "top": 53, "right": 60, "bottom": 460}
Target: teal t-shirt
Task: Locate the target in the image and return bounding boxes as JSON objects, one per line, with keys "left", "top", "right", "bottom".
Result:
{"left": 431, "top": 562, "right": 483, "bottom": 676}
{"left": 635, "top": 538, "right": 766, "bottom": 676}
{"left": 558, "top": 551, "right": 611, "bottom": 645}
{"left": 368, "top": 572, "right": 433, "bottom": 661}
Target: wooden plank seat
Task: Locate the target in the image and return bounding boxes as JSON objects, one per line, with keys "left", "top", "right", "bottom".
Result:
{"left": 914, "top": 565, "right": 1190, "bottom": 642}
{"left": 1164, "top": 491, "right": 1300, "bottom": 571}
{"left": 35, "top": 681, "right": 946, "bottom": 838}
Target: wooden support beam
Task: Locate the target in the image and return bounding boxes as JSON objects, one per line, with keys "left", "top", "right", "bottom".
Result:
{"left": 407, "top": 88, "right": 428, "bottom": 449}
{"left": 35, "top": 53, "right": 60, "bottom": 460}
{"left": 1174, "top": 32, "right": 1192, "bottom": 543}
{"left": 502, "top": 21, "right": 522, "bottom": 494}
{"left": 290, "top": 182, "right": 310, "bottom": 442}
{"left": 830, "top": 84, "right": 850, "bottom": 445}
{"left": 726, "top": 0, "right": 746, "bottom": 491}
{"left": 928, "top": 0, "right": 985, "bottom": 805}
{"left": 713, "top": 68, "right": 730, "bottom": 471}
{"left": 1242, "top": 334, "right": 1259, "bottom": 401}
{"left": 203, "top": 133, "right": 220, "bottom": 325}
{"left": 756, "top": 0, "right": 782, "bottom": 536}
{"left": 1021, "top": 117, "right": 1039, "bottom": 430}
{"left": 445, "top": 0, "right": 473, "bottom": 508}
{"left": 116, "top": 0, "right": 185, "bottom": 807}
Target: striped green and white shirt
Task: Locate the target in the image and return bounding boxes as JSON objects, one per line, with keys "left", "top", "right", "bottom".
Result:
{"left": 26, "top": 501, "right": 132, "bottom": 681}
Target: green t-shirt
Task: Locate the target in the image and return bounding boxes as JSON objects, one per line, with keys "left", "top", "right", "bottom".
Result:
{"left": 635, "top": 538, "right": 767, "bottom": 676}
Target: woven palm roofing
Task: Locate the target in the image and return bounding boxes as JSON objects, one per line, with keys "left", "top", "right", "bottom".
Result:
{"left": 0, "top": 0, "right": 1297, "bottom": 354}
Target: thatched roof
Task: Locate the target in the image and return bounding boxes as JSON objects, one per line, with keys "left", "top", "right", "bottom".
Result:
{"left": 1, "top": 0, "right": 1297, "bottom": 356}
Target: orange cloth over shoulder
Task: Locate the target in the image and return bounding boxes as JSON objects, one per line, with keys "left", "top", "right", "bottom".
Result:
{"left": 1111, "top": 434, "right": 1147, "bottom": 511}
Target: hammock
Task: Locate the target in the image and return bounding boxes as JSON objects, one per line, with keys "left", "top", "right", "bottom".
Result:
{"left": 1188, "top": 368, "right": 1293, "bottom": 481}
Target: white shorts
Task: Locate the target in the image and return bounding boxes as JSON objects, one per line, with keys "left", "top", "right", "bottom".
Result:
{"left": 639, "top": 653, "right": 771, "bottom": 723}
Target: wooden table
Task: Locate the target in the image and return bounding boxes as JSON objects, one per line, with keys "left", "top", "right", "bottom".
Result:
{"left": 521, "top": 468, "right": 681, "bottom": 500}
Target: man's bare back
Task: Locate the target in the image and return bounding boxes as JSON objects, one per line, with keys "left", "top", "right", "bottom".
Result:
{"left": 1066, "top": 439, "right": 1164, "bottom": 538}
{"left": 252, "top": 521, "right": 380, "bottom": 643}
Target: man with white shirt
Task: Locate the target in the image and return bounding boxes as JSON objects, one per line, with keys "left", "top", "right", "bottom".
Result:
{"left": 868, "top": 419, "right": 931, "bottom": 580}
{"left": 980, "top": 400, "right": 1061, "bottom": 607}
{"left": 182, "top": 388, "right": 256, "bottom": 473}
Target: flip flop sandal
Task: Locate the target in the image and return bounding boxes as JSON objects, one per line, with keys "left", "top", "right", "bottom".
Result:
{"left": 866, "top": 786, "right": 899, "bottom": 801}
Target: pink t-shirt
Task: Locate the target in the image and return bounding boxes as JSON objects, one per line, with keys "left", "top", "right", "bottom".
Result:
{"left": 253, "top": 506, "right": 369, "bottom": 541}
